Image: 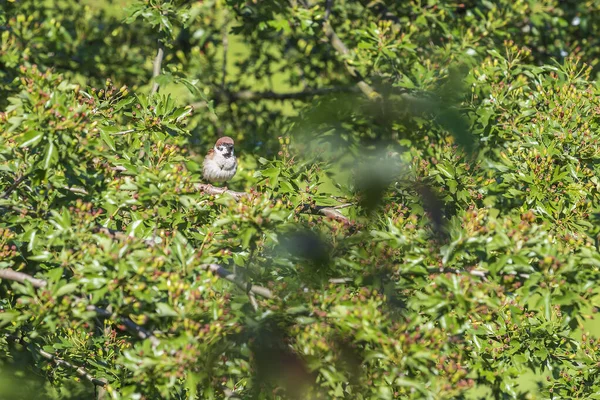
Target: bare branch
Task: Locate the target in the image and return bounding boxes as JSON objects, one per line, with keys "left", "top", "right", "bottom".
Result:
{"left": 96, "top": 379, "right": 108, "bottom": 400}
{"left": 189, "top": 86, "right": 358, "bottom": 108}
{"left": 332, "top": 203, "right": 354, "bottom": 209}
{"left": 0, "top": 268, "right": 159, "bottom": 347}
{"left": 195, "top": 183, "right": 247, "bottom": 201}
{"left": 1, "top": 173, "right": 28, "bottom": 199}
{"left": 150, "top": 41, "right": 165, "bottom": 95}
{"left": 37, "top": 347, "right": 109, "bottom": 387}
{"left": 194, "top": 183, "right": 352, "bottom": 224}
{"left": 329, "top": 277, "right": 353, "bottom": 284}
{"left": 113, "top": 129, "right": 136, "bottom": 135}
{"left": 93, "top": 226, "right": 157, "bottom": 247}
{"left": 199, "top": 263, "right": 274, "bottom": 299}
{"left": 324, "top": 0, "right": 333, "bottom": 21}
{"left": 119, "top": 317, "right": 160, "bottom": 346}
{"left": 6, "top": 334, "right": 109, "bottom": 388}
{"left": 248, "top": 292, "right": 259, "bottom": 312}
{"left": 322, "top": 20, "right": 380, "bottom": 99}
{"left": 0, "top": 268, "right": 48, "bottom": 288}
{"left": 316, "top": 206, "right": 351, "bottom": 224}
{"left": 221, "top": 22, "right": 229, "bottom": 90}
{"left": 423, "top": 267, "right": 489, "bottom": 280}
{"left": 362, "top": 0, "right": 401, "bottom": 24}
{"left": 229, "top": 86, "right": 357, "bottom": 101}
{"left": 63, "top": 186, "right": 89, "bottom": 195}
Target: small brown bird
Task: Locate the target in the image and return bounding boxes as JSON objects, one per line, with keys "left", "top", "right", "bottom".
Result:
{"left": 202, "top": 136, "right": 238, "bottom": 184}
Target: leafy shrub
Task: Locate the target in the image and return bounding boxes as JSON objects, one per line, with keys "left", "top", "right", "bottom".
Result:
{"left": 1, "top": 0, "right": 600, "bottom": 399}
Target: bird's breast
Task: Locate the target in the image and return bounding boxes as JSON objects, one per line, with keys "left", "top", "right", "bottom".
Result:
{"left": 219, "top": 156, "right": 237, "bottom": 170}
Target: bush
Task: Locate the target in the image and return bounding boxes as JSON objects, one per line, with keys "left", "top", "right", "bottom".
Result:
{"left": 1, "top": 1, "right": 600, "bottom": 399}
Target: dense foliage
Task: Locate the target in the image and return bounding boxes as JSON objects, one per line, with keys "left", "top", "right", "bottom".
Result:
{"left": 1, "top": 0, "right": 600, "bottom": 398}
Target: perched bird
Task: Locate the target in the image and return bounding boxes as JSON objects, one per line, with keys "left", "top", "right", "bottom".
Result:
{"left": 203, "top": 136, "right": 238, "bottom": 185}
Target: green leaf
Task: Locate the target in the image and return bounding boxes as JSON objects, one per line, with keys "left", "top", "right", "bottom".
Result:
{"left": 100, "top": 130, "right": 116, "bottom": 151}
{"left": 55, "top": 283, "right": 78, "bottom": 297}
{"left": 0, "top": 310, "right": 19, "bottom": 328}
{"left": 156, "top": 303, "right": 178, "bottom": 317}
{"left": 43, "top": 141, "right": 58, "bottom": 170}
{"left": 19, "top": 130, "right": 44, "bottom": 148}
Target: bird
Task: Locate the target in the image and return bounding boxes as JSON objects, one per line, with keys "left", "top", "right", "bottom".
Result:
{"left": 202, "top": 136, "right": 238, "bottom": 185}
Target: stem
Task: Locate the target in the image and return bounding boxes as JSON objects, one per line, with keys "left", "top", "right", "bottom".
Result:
{"left": 221, "top": 21, "right": 229, "bottom": 90}
{"left": 1, "top": 173, "right": 28, "bottom": 199}
{"left": 194, "top": 183, "right": 352, "bottom": 224}
{"left": 199, "top": 264, "right": 274, "bottom": 299}
{"left": 0, "top": 268, "right": 160, "bottom": 347}
{"left": 150, "top": 41, "right": 165, "bottom": 95}
{"left": 6, "top": 334, "right": 109, "bottom": 389}
{"left": 322, "top": 20, "right": 380, "bottom": 99}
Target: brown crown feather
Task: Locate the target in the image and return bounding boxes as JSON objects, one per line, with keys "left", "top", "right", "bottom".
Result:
{"left": 215, "top": 136, "right": 234, "bottom": 146}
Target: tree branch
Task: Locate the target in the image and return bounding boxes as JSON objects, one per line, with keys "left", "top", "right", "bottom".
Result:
{"left": 228, "top": 86, "right": 358, "bottom": 101}
{"left": 248, "top": 292, "right": 259, "bottom": 312}
{"left": 93, "top": 226, "right": 157, "bottom": 247}
{"left": 37, "top": 347, "right": 109, "bottom": 387}
{"left": 194, "top": 183, "right": 352, "bottom": 224}
{"left": 6, "top": 334, "right": 108, "bottom": 388}
{"left": 199, "top": 264, "right": 274, "bottom": 299}
{"left": 322, "top": 19, "right": 380, "bottom": 99}
{"left": 221, "top": 22, "right": 229, "bottom": 90}
{"left": 324, "top": 0, "right": 333, "bottom": 21}
{"left": 0, "top": 268, "right": 160, "bottom": 347}
{"left": 189, "top": 86, "right": 359, "bottom": 108}
{"left": 0, "top": 263, "right": 273, "bottom": 339}
{"left": 1, "top": 173, "right": 28, "bottom": 199}
{"left": 150, "top": 41, "right": 165, "bottom": 95}
{"left": 361, "top": 0, "right": 401, "bottom": 24}
{"left": 0, "top": 268, "right": 48, "bottom": 288}
{"left": 96, "top": 379, "right": 108, "bottom": 400}
{"left": 195, "top": 183, "right": 247, "bottom": 201}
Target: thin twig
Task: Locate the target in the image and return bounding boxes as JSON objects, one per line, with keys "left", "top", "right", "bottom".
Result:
{"left": 248, "top": 292, "right": 259, "bottom": 312}
{"left": 63, "top": 186, "right": 89, "bottom": 195}
{"left": 195, "top": 183, "right": 247, "bottom": 201}
{"left": 189, "top": 86, "right": 359, "bottom": 109}
{"left": 318, "top": 207, "right": 351, "bottom": 224}
{"left": 6, "top": 334, "right": 109, "bottom": 388}
{"left": 1, "top": 173, "right": 28, "bottom": 199}
{"left": 0, "top": 268, "right": 160, "bottom": 347}
{"left": 0, "top": 268, "right": 48, "bottom": 288}
{"left": 113, "top": 129, "right": 136, "bottom": 135}
{"left": 329, "top": 277, "right": 353, "bottom": 284}
{"left": 324, "top": 0, "right": 333, "bottom": 21}
{"left": 93, "top": 226, "right": 157, "bottom": 247}
{"left": 37, "top": 347, "right": 109, "bottom": 387}
{"left": 150, "top": 41, "right": 165, "bottom": 95}
{"left": 424, "top": 267, "right": 488, "bottom": 280}
{"left": 228, "top": 86, "right": 357, "bottom": 101}
{"left": 119, "top": 317, "right": 160, "bottom": 346}
{"left": 362, "top": 0, "right": 401, "bottom": 24}
{"left": 333, "top": 203, "right": 354, "bottom": 209}
{"left": 221, "top": 21, "right": 229, "bottom": 90}
{"left": 194, "top": 183, "right": 352, "bottom": 224}
{"left": 322, "top": 21, "right": 380, "bottom": 99}
{"left": 96, "top": 379, "right": 108, "bottom": 400}
{"left": 199, "top": 264, "right": 274, "bottom": 299}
